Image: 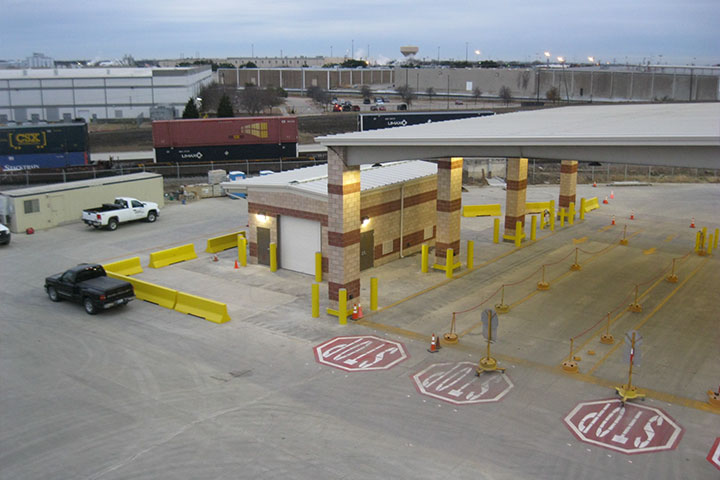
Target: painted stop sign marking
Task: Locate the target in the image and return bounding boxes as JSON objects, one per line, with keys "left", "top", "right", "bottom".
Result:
{"left": 411, "top": 362, "right": 513, "bottom": 405}
{"left": 313, "top": 335, "right": 408, "bottom": 372}
{"left": 709, "top": 437, "right": 720, "bottom": 471}
{"left": 564, "top": 399, "right": 683, "bottom": 454}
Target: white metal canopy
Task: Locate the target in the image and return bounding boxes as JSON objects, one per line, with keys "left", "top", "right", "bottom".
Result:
{"left": 318, "top": 103, "right": 720, "bottom": 169}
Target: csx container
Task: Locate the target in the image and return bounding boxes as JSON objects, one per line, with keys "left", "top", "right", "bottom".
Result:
{"left": 0, "top": 122, "right": 90, "bottom": 171}
{"left": 152, "top": 117, "right": 298, "bottom": 163}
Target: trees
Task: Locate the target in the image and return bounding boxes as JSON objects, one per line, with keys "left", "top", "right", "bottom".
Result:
{"left": 472, "top": 86, "right": 482, "bottom": 104}
{"left": 239, "top": 85, "right": 284, "bottom": 115}
{"left": 396, "top": 85, "right": 416, "bottom": 107}
{"left": 425, "top": 87, "right": 436, "bottom": 105}
{"left": 498, "top": 86, "right": 512, "bottom": 106}
{"left": 360, "top": 85, "right": 373, "bottom": 101}
{"left": 341, "top": 59, "right": 367, "bottom": 68}
{"left": 546, "top": 87, "right": 561, "bottom": 104}
{"left": 182, "top": 98, "right": 200, "bottom": 118}
{"left": 217, "top": 94, "right": 234, "bottom": 117}
{"left": 306, "top": 86, "right": 331, "bottom": 110}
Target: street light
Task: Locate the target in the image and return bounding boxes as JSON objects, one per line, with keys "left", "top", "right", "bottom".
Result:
{"left": 588, "top": 56, "right": 594, "bottom": 65}
{"left": 544, "top": 51, "right": 550, "bottom": 67}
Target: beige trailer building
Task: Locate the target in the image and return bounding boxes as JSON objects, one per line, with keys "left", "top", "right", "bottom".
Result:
{"left": 0, "top": 172, "right": 164, "bottom": 233}
{"left": 222, "top": 161, "right": 438, "bottom": 284}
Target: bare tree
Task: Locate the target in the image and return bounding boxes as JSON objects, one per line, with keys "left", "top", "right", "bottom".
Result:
{"left": 239, "top": 85, "right": 284, "bottom": 115}
{"left": 472, "top": 86, "right": 482, "bottom": 104}
{"left": 360, "top": 85, "right": 372, "bottom": 101}
{"left": 425, "top": 86, "right": 436, "bottom": 105}
{"left": 306, "top": 85, "right": 331, "bottom": 110}
{"left": 396, "top": 84, "right": 416, "bottom": 107}
{"left": 498, "top": 86, "right": 512, "bottom": 106}
{"left": 546, "top": 87, "right": 561, "bottom": 104}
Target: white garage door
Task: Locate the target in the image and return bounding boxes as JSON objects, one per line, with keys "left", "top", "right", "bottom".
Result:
{"left": 279, "top": 216, "right": 321, "bottom": 275}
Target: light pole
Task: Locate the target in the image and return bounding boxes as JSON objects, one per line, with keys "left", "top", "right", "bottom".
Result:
{"left": 557, "top": 56, "right": 569, "bottom": 102}
{"left": 465, "top": 42, "right": 468, "bottom": 62}
{"left": 544, "top": 51, "right": 550, "bottom": 67}
{"left": 474, "top": 49, "right": 481, "bottom": 64}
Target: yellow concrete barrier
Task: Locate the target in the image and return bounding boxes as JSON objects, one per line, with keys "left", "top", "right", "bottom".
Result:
{"left": 205, "top": 230, "right": 246, "bottom": 253}
{"left": 149, "top": 243, "right": 198, "bottom": 268}
{"left": 525, "top": 201, "right": 552, "bottom": 214}
{"left": 106, "top": 271, "right": 178, "bottom": 309}
{"left": 462, "top": 204, "right": 502, "bottom": 217}
{"left": 103, "top": 257, "right": 143, "bottom": 276}
{"left": 583, "top": 197, "right": 600, "bottom": 213}
{"left": 174, "top": 291, "right": 230, "bottom": 324}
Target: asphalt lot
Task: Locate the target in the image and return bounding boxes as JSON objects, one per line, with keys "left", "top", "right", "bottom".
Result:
{"left": 1, "top": 182, "right": 719, "bottom": 479}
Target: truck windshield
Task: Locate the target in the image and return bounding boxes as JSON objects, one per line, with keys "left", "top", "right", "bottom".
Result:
{"left": 76, "top": 266, "right": 105, "bottom": 282}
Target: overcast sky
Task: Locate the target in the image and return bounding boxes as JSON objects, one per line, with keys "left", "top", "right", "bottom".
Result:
{"left": 2, "top": 0, "right": 719, "bottom": 65}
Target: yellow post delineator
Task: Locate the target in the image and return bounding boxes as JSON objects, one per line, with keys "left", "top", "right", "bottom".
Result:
{"left": 628, "top": 285, "right": 643, "bottom": 312}
{"left": 421, "top": 244, "right": 429, "bottom": 273}
{"left": 446, "top": 248, "right": 455, "bottom": 279}
{"left": 615, "top": 331, "right": 645, "bottom": 403}
{"left": 570, "top": 248, "right": 581, "bottom": 271}
{"left": 495, "top": 285, "right": 509, "bottom": 313}
{"left": 537, "top": 265, "right": 550, "bottom": 290}
{"left": 620, "top": 225, "right": 629, "bottom": 245}
{"left": 476, "top": 309, "right": 505, "bottom": 374}
{"left": 493, "top": 218, "right": 500, "bottom": 243}
{"left": 568, "top": 202, "right": 575, "bottom": 226}
{"left": 237, "top": 235, "right": 247, "bottom": 266}
{"left": 702, "top": 227, "right": 708, "bottom": 246}
{"left": 666, "top": 258, "right": 679, "bottom": 283}
{"left": 600, "top": 312, "right": 614, "bottom": 344}
{"left": 559, "top": 208, "right": 566, "bottom": 227}
{"left": 562, "top": 338, "right": 579, "bottom": 373}
{"left": 311, "top": 283, "right": 320, "bottom": 318}
{"left": 530, "top": 215, "right": 537, "bottom": 241}
{"left": 370, "top": 277, "right": 378, "bottom": 311}
{"left": 338, "top": 288, "right": 348, "bottom": 325}
{"left": 444, "top": 312, "right": 459, "bottom": 344}
{"left": 315, "top": 252, "right": 322, "bottom": 282}
{"left": 715, "top": 228, "right": 719, "bottom": 249}
{"left": 270, "top": 242, "right": 277, "bottom": 272}
{"left": 514, "top": 220, "right": 522, "bottom": 248}
{"left": 708, "top": 234, "right": 714, "bottom": 256}
{"left": 467, "top": 240, "right": 475, "bottom": 269}
{"left": 579, "top": 198, "right": 586, "bottom": 220}
{"left": 695, "top": 231, "right": 702, "bottom": 253}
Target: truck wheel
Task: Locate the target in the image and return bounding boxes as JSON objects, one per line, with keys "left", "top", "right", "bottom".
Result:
{"left": 146, "top": 211, "right": 157, "bottom": 223}
{"left": 83, "top": 297, "right": 98, "bottom": 315}
{"left": 47, "top": 286, "right": 61, "bottom": 302}
{"left": 107, "top": 218, "right": 119, "bottom": 231}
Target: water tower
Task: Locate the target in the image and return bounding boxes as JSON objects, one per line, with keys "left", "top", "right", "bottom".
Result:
{"left": 400, "top": 46, "right": 419, "bottom": 61}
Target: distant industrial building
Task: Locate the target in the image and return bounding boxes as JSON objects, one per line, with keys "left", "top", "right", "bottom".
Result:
{"left": 0, "top": 66, "right": 212, "bottom": 124}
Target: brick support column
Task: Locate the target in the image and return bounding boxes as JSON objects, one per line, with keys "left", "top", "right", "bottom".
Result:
{"left": 435, "top": 157, "right": 463, "bottom": 258}
{"left": 327, "top": 147, "right": 361, "bottom": 306}
{"left": 504, "top": 157, "right": 528, "bottom": 238}
{"left": 559, "top": 160, "right": 578, "bottom": 209}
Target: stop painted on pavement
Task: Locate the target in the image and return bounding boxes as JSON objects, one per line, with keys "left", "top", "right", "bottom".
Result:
{"left": 708, "top": 437, "right": 720, "bottom": 471}
{"left": 313, "top": 335, "right": 408, "bottom": 372}
{"left": 564, "top": 398, "right": 683, "bottom": 454}
{"left": 411, "top": 362, "right": 513, "bottom": 405}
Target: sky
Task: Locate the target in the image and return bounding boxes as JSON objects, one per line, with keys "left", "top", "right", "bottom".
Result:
{"left": 2, "top": 0, "right": 719, "bottom": 65}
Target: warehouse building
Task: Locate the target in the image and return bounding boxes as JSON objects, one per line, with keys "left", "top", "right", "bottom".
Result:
{"left": 0, "top": 172, "right": 164, "bottom": 233}
{"left": 0, "top": 66, "right": 212, "bottom": 124}
{"left": 222, "top": 161, "right": 438, "bottom": 278}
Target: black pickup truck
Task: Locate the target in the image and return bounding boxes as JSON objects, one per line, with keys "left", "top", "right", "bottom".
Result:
{"left": 44, "top": 264, "right": 135, "bottom": 314}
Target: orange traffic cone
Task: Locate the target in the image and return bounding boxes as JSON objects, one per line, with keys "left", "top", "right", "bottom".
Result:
{"left": 428, "top": 333, "right": 438, "bottom": 353}
{"left": 352, "top": 304, "right": 359, "bottom": 320}
{"left": 630, "top": 211, "right": 635, "bottom": 220}
{"left": 690, "top": 217, "right": 695, "bottom": 228}
{"left": 610, "top": 190, "right": 615, "bottom": 199}
{"left": 603, "top": 196, "right": 609, "bottom": 204}
{"left": 234, "top": 260, "right": 240, "bottom": 269}
{"left": 611, "top": 215, "right": 615, "bottom": 226}
{"left": 356, "top": 303, "right": 364, "bottom": 319}
{"left": 593, "top": 181, "right": 597, "bottom": 187}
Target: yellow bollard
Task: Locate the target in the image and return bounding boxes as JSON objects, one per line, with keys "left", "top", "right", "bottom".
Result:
{"left": 695, "top": 231, "right": 701, "bottom": 252}
{"left": 702, "top": 227, "right": 708, "bottom": 247}
{"left": 421, "top": 244, "right": 429, "bottom": 273}
{"left": 715, "top": 228, "right": 719, "bottom": 249}
{"left": 311, "top": 283, "right": 319, "bottom": 318}
{"left": 569, "top": 202, "right": 575, "bottom": 226}
{"left": 370, "top": 277, "right": 378, "bottom": 310}
{"left": 708, "top": 234, "right": 714, "bottom": 256}
{"left": 550, "top": 206, "right": 556, "bottom": 231}
{"left": 237, "top": 235, "right": 247, "bottom": 266}
{"left": 560, "top": 208, "right": 566, "bottom": 227}
{"left": 579, "top": 198, "right": 586, "bottom": 220}
{"left": 530, "top": 215, "right": 537, "bottom": 241}
{"left": 270, "top": 242, "right": 277, "bottom": 272}
{"left": 446, "top": 248, "right": 454, "bottom": 279}
{"left": 514, "top": 221, "right": 522, "bottom": 248}
{"left": 493, "top": 218, "right": 500, "bottom": 243}
{"left": 540, "top": 213, "right": 546, "bottom": 230}
{"left": 315, "top": 251, "right": 322, "bottom": 282}
{"left": 467, "top": 240, "right": 474, "bottom": 269}
{"left": 338, "top": 288, "right": 347, "bottom": 325}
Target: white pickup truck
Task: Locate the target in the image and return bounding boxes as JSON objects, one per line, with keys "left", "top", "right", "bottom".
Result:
{"left": 82, "top": 197, "right": 159, "bottom": 231}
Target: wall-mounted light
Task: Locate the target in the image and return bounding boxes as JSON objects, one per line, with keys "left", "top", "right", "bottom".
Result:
{"left": 257, "top": 213, "right": 268, "bottom": 222}
{"left": 361, "top": 216, "right": 370, "bottom": 227}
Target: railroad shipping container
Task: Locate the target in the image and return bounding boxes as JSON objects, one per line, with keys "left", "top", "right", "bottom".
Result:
{"left": 152, "top": 117, "right": 298, "bottom": 162}
{"left": 358, "top": 111, "right": 495, "bottom": 131}
{"left": 0, "top": 122, "right": 90, "bottom": 171}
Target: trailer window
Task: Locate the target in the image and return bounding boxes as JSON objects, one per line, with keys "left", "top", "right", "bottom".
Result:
{"left": 24, "top": 199, "right": 40, "bottom": 214}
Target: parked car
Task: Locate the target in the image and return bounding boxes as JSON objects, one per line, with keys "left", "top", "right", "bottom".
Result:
{"left": 363, "top": 98, "right": 371, "bottom": 104}
{"left": 44, "top": 263, "right": 135, "bottom": 314}
{"left": 370, "top": 105, "right": 386, "bottom": 111}
{"left": 0, "top": 223, "right": 10, "bottom": 245}
{"left": 82, "top": 197, "right": 159, "bottom": 231}
{"left": 351, "top": 105, "right": 360, "bottom": 111}
{"left": 397, "top": 104, "right": 408, "bottom": 111}
{"left": 332, "top": 104, "right": 343, "bottom": 112}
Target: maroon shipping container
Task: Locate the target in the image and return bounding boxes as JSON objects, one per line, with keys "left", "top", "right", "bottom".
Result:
{"left": 152, "top": 117, "right": 298, "bottom": 148}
